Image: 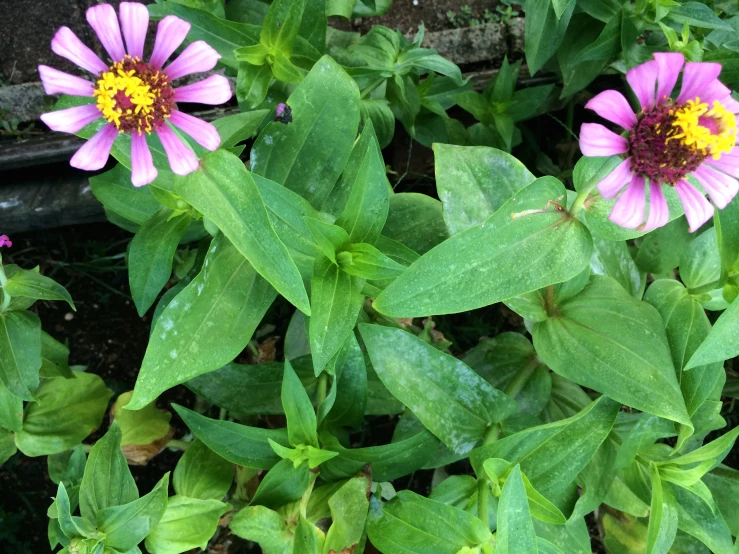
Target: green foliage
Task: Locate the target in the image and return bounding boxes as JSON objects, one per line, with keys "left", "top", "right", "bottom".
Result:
{"left": 18, "top": 2, "right": 739, "bottom": 553}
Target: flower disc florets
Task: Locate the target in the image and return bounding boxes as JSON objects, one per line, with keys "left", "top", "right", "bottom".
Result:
{"left": 628, "top": 97, "right": 736, "bottom": 186}
{"left": 94, "top": 56, "right": 176, "bottom": 134}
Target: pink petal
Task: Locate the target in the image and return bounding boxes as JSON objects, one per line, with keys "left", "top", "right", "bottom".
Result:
{"left": 675, "top": 180, "right": 714, "bottom": 232}
{"left": 609, "top": 174, "right": 646, "bottom": 229}
{"left": 164, "top": 41, "right": 221, "bottom": 81}
{"left": 70, "top": 123, "right": 118, "bottom": 171}
{"left": 654, "top": 52, "right": 684, "bottom": 103}
{"left": 643, "top": 181, "right": 669, "bottom": 232}
{"left": 626, "top": 60, "right": 659, "bottom": 110}
{"left": 579, "top": 123, "right": 629, "bottom": 157}
{"left": 597, "top": 157, "right": 634, "bottom": 199}
{"left": 585, "top": 90, "right": 637, "bottom": 130}
{"left": 720, "top": 94, "right": 739, "bottom": 114}
{"left": 40, "top": 104, "right": 101, "bottom": 133}
{"left": 51, "top": 27, "right": 108, "bottom": 74}
{"left": 678, "top": 62, "right": 722, "bottom": 103}
{"left": 130, "top": 133, "right": 158, "bottom": 187}
{"left": 692, "top": 165, "right": 739, "bottom": 209}
{"left": 38, "top": 65, "right": 94, "bottom": 96}
{"left": 700, "top": 79, "right": 732, "bottom": 105}
{"left": 0, "top": 235, "right": 12, "bottom": 248}
{"left": 169, "top": 111, "right": 221, "bottom": 151}
{"left": 157, "top": 124, "right": 199, "bottom": 176}
{"left": 706, "top": 155, "right": 739, "bottom": 179}
{"left": 119, "top": 2, "right": 149, "bottom": 59}
{"left": 149, "top": 16, "right": 191, "bottom": 69}
{"left": 174, "top": 75, "right": 233, "bottom": 104}
{"left": 86, "top": 4, "right": 126, "bottom": 62}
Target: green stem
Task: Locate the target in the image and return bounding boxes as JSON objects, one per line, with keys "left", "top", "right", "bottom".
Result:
{"left": 316, "top": 372, "right": 328, "bottom": 412}
{"left": 504, "top": 362, "right": 540, "bottom": 399}
{"left": 0, "top": 264, "right": 10, "bottom": 313}
{"left": 569, "top": 189, "right": 589, "bottom": 216}
{"left": 483, "top": 423, "right": 500, "bottom": 445}
{"left": 477, "top": 477, "right": 489, "bottom": 523}
{"left": 360, "top": 78, "right": 386, "bottom": 100}
{"left": 166, "top": 439, "right": 190, "bottom": 451}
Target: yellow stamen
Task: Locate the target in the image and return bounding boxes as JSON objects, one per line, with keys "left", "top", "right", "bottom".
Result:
{"left": 93, "top": 57, "right": 162, "bottom": 134}
{"left": 669, "top": 97, "right": 737, "bottom": 160}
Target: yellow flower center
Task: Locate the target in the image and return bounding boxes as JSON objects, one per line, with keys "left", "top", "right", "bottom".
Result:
{"left": 92, "top": 56, "right": 175, "bottom": 135}
{"left": 669, "top": 97, "right": 737, "bottom": 160}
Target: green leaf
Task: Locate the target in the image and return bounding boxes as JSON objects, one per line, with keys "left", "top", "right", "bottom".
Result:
{"left": 0, "top": 310, "right": 41, "bottom": 400}
{"left": 230, "top": 505, "right": 293, "bottom": 553}
{"left": 335, "top": 120, "right": 389, "bottom": 244}
{"left": 173, "top": 439, "right": 233, "bottom": 501}
{"left": 251, "top": 56, "right": 360, "bottom": 209}
{"left": 261, "top": 0, "right": 305, "bottom": 54}
{"left": 176, "top": 150, "right": 309, "bottom": 314}
{"left": 250, "top": 458, "right": 311, "bottom": 508}
{"left": 673, "top": 485, "right": 734, "bottom": 554}
{"left": 128, "top": 208, "right": 190, "bottom": 316}
{"left": 0, "top": 380, "right": 22, "bottom": 436}
{"left": 282, "top": 358, "right": 318, "bottom": 447}
{"left": 237, "top": 62, "right": 273, "bottom": 108}
{"left": 309, "top": 257, "right": 364, "bottom": 374}
{"left": 519, "top": 471, "right": 567, "bottom": 524}
{"left": 323, "top": 473, "right": 371, "bottom": 554}
{"left": 214, "top": 110, "right": 270, "bottom": 149}
{"left": 359, "top": 324, "right": 516, "bottom": 454}
{"left": 4, "top": 269, "right": 75, "bottom": 310}
{"left": 97, "top": 473, "right": 169, "bottom": 552}
{"left": 148, "top": 2, "right": 260, "bottom": 69}
{"left": 40, "top": 331, "right": 74, "bottom": 380}
{"left": 174, "top": 404, "right": 288, "bottom": 469}
{"left": 367, "top": 490, "right": 492, "bottom": 553}
{"left": 533, "top": 276, "right": 691, "bottom": 426}
{"left": 590, "top": 236, "right": 644, "bottom": 297}
{"left": 572, "top": 10, "right": 622, "bottom": 64}
{"left": 557, "top": 15, "right": 609, "bottom": 97}
{"left": 471, "top": 396, "right": 619, "bottom": 497}
{"left": 497, "top": 465, "right": 537, "bottom": 554}
{"left": 702, "top": 466, "right": 739, "bottom": 536}
{"left": 340, "top": 243, "right": 405, "bottom": 280}
{"left": 661, "top": 426, "right": 739, "bottom": 468}
{"left": 552, "top": 0, "right": 574, "bottom": 18}
{"left": 129, "top": 234, "right": 276, "bottom": 409}
{"left": 145, "top": 496, "right": 230, "bottom": 554}
{"left": 680, "top": 227, "right": 721, "bottom": 293}
{"left": 15, "top": 372, "right": 112, "bottom": 457}
{"left": 666, "top": 1, "right": 733, "bottom": 30}
{"left": 0, "top": 428, "right": 16, "bottom": 465}
{"left": 381, "top": 193, "right": 449, "bottom": 255}
{"left": 714, "top": 191, "right": 739, "bottom": 279}
{"left": 111, "top": 391, "right": 171, "bottom": 447}
{"left": 685, "top": 295, "right": 739, "bottom": 369}
{"left": 295, "top": 515, "right": 325, "bottom": 554}
{"left": 79, "top": 424, "right": 138, "bottom": 520}
{"left": 433, "top": 144, "right": 535, "bottom": 236}
{"left": 635, "top": 218, "right": 692, "bottom": 275}
{"left": 90, "top": 165, "right": 160, "bottom": 225}
{"left": 374, "top": 177, "right": 593, "bottom": 317}
{"left": 320, "top": 429, "right": 439, "bottom": 482}
{"left": 186, "top": 358, "right": 317, "bottom": 416}
{"left": 647, "top": 465, "right": 678, "bottom": 554}
{"left": 305, "top": 218, "right": 350, "bottom": 263}
{"left": 524, "top": 0, "right": 576, "bottom": 75}
{"left": 644, "top": 280, "right": 724, "bottom": 421}
{"left": 55, "top": 481, "right": 100, "bottom": 540}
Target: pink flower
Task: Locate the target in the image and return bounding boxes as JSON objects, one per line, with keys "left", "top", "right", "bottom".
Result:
{"left": 39, "top": 3, "right": 233, "bottom": 187}
{"left": 580, "top": 53, "right": 739, "bottom": 232}
{"left": 0, "top": 235, "right": 11, "bottom": 248}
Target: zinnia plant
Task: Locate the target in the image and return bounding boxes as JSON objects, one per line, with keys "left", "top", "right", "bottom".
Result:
{"left": 580, "top": 53, "right": 739, "bottom": 232}
{"left": 38, "top": 2, "right": 232, "bottom": 186}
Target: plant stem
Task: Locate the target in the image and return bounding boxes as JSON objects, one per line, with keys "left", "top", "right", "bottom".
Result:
{"left": 504, "top": 362, "right": 540, "bottom": 399}
{"left": 477, "top": 477, "right": 489, "bottom": 522}
{"left": 167, "top": 439, "right": 190, "bottom": 451}
{"left": 483, "top": 423, "right": 500, "bottom": 445}
{"left": 316, "top": 372, "right": 328, "bottom": 412}
{"left": 360, "top": 78, "right": 386, "bottom": 100}
{"left": 569, "top": 189, "right": 589, "bottom": 216}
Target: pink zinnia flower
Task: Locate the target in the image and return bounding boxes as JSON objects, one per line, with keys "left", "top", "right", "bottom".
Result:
{"left": 580, "top": 53, "right": 739, "bottom": 232}
{"left": 0, "top": 236, "right": 11, "bottom": 248}
{"left": 39, "top": 2, "right": 233, "bottom": 187}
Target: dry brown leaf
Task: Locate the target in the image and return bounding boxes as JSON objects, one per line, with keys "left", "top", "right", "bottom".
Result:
{"left": 257, "top": 336, "right": 280, "bottom": 363}
{"left": 120, "top": 427, "right": 175, "bottom": 466}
